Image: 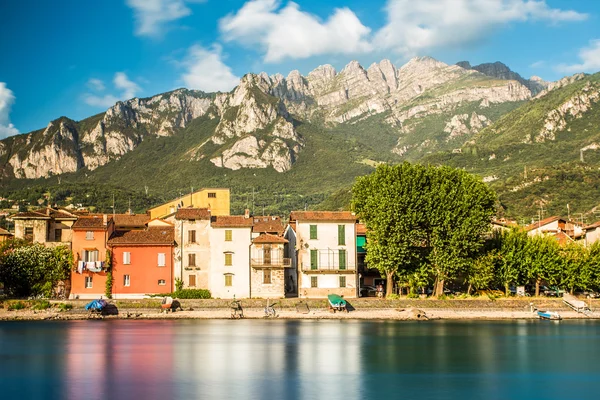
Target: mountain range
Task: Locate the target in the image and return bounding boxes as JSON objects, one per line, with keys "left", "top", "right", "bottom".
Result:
{"left": 0, "top": 57, "right": 598, "bottom": 222}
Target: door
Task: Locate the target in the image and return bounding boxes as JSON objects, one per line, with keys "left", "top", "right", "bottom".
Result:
{"left": 264, "top": 245, "right": 271, "bottom": 265}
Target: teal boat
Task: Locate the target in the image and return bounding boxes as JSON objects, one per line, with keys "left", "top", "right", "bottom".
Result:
{"left": 327, "top": 294, "right": 348, "bottom": 313}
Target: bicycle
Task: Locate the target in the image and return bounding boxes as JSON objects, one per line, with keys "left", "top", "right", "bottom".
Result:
{"left": 264, "top": 301, "right": 278, "bottom": 318}
{"left": 230, "top": 298, "right": 244, "bottom": 319}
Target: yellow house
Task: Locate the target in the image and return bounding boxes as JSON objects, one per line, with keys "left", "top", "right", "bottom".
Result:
{"left": 148, "top": 188, "right": 230, "bottom": 219}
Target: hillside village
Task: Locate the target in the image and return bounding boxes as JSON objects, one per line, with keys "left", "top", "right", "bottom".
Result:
{"left": 2, "top": 187, "right": 600, "bottom": 300}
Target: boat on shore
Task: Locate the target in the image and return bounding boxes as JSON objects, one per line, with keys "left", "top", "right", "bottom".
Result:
{"left": 327, "top": 294, "right": 348, "bottom": 313}
{"left": 537, "top": 310, "right": 561, "bottom": 320}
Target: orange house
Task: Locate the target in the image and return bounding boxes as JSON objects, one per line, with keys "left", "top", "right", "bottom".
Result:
{"left": 71, "top": 215, "right": 115, "bottom": 299}
{"left": 108, "top": 220, "right": 175, "bottom": 298}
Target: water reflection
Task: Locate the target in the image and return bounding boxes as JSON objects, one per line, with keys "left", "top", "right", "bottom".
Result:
{"left": 1, "top": 320, "right": 600, "bottom": 400}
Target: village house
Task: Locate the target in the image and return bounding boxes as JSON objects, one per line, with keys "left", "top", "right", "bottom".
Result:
{"left": 0, "top": 227, "right": 13, "bottom": 242}
{"left": 10, "top": 207, "right": 78, "bottom": 248}
{"left": 107, "top": 219, "right": 175, "bottom": 298}
{"left": 525, "top": 216, "right": 584, "bottom": 244}
{"left": 250, "top": 233, "right": 290, "bottom": 298}
{"left": 286, "top": 211, "right": 358, "bottom": 299}
{"left": 584, "top": 221, "right": 600, "bottom": 246}
{"left": 70, "top": 215, "right": 114, "bottom": 299}
{"left": 147, "top": 188, "right": 230, "bottom": 219}
{"left": 209, "top": 214, "right": 253, "bottom": 299}
{"left": 168, "top": 207, "right": 212, "bottom": 290}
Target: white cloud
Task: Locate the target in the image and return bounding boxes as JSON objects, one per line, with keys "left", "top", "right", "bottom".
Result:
{"left": 0, "top": 82, "right": 19, "bottom": 139}
{"left": 87, "top": 78, "right": 105, "bottom": 91}
{"left": 83, "top": 72, "right": 141, "bottom": 108}
{"left": 375, "top": 0, "right": 588, "bottom": 56}
{"left": 181, "top": 44, "right": 240, "bottom": 92}
{"left": 219, "top": 0, "right": 372, "bottom": 63}
{"left": 529, "top": 60, "right": 545, "bottom": 68}
{"left": 126, "top": 0, "right": 193, "bottom": 37}
{"left": 558, "top": 39, "right": 600, "bottom": 73}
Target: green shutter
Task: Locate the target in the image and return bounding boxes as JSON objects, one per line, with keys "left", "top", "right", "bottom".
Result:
{"left": 339, "top": 250, "right": 346, "bottom": 270}
{"left": 310, "top": 249, "right": 318, "bottom": 270}
{"left": 338, "top": 225, "right": 345, "bottom": 245}
{"left": 339, "top": 276, "right": 346, "bottom": 288}
{"left": 310, "top": 225, "right": 317, "bottom": 239}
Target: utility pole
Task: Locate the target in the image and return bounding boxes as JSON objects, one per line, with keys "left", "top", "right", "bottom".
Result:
{"left": 580, "top": 149, "right": 585, "bottom": 163}
{"left": 524, "top": 165, "right": 527, "bottom": 180}
{"left": 567, "top": 204, "right": 570, "bottom": 221}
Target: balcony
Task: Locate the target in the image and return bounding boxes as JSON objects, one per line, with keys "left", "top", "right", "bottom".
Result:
{"left": 301, "top": 264, "right": 356, "bottom": 273}
{"left": 251, "top": 258, "right": 291, "bottom": 268}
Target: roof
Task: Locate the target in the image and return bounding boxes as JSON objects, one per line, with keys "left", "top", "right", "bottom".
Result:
{"left": 252, "top": 216, "right": 284, "bottom": 234}
{"left": 175, "top": 207, "right": 211, "bottom": 220}
{"left": 356, "top": 223, "right": 367, "bottom": 235}
{"left": 288, "top": 221, "right": 296, "bottom": 233}
{"left": 108, "top": 227, "right": 175, "bottom": 245}
{"left": 73, "top": 215, "right": 112, "bottom": 229}
{"left": 48, "top": 209, "right": 78, "bottom": 220}
{"left": 113, "top": 213, "right": 151, "bottom": 228}
{"left": 289, "top": 211, "right": 357, "bottom": 222}
{"left": 585, "top": 221, "right": 600, "bottom": 230}
{"left": 525, "top": 216, "right": 564, "bottom": 232}
{"left": 0, "top": 228, "right": 13, "bottom": 236}
{"left": 10, "top": 207, "right": 78, "bottom": 220}
{"left": 252, "top": 233, "right": 288, "bottom": 244}
{"left": 10, "top": 211, "right": 50, "bottom": 220}
{"left": 211, "top": 215, "right": 253, "bottom": 228}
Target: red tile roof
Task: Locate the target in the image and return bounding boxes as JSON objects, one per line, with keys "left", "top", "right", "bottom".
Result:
{"left": 211, "top": 215, "right": 253, "bottom": 228}
{"left": 10, "top": 211, "right": 50, "bottom": 220}
{"left": 525, "top": 216, "right": 564, "bottom": 232}
{"left": 113, "top": 214, "right": 151, "bottom": 228}
{"left": 175, "top": 208, "right": 211, "bottom": 220}
{"left": 356, "top": 223, "right": 367, "bottom": 235}
{"left": 585, "top": 221, "right": 600, "bottom": 230}
{"left": 289, "top": 211, "right": 357, "bottom": 222}
{"left": 252, "top": 233, "right": 288, "bottom": 244}
{"left": 0, "top": 228, "right": 13, "bottom": 236}
{"left": 73, "top": 215, "right": 112, "bottom": 229}
{"left": 252, "top": 216, "right": 284, "bottom": 234}
{"left": 108, "top": 227, "right": 175, "bottom": 245}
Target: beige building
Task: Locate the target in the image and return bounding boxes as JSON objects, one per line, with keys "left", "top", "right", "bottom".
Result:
{"left": 584, "top": 221, "right": 600, "bottom": 246}
{"left": 287, "top": 211, "right": 358, "bottom": 299}
{"left": 10, "top": 208, "right": 78, "bottom": 248}
{"left": 148, "top": 188, "right": 230, "bottom": 219}
{"left": 209, "top": 215, "right": 253, "bottom": 299}
{"left": 250, "top": 233, "right": 289, "bottom": 298}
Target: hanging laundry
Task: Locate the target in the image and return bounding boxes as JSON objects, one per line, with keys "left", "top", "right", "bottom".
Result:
{"left": 77, "top": 261, "right": 84, "bottom": 274}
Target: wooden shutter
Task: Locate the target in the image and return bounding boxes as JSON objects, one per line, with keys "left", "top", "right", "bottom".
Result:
{"left": 225, "top": 253, "right": 232, "bottom": 266}
{"left": 338, "top": 225, "right": 345, "bottom": 245}
{"left": 339, "top": 276, "right": 346, "bottom": 288}
{"left": 188, "top": 275, "right": 196, "bottom": 287}
{"left": 188, "top": 230, "right": 196, "bottom": 243}
{"left": 339, "top": 250, "right": 346, "bottom": 270}
{"left": 225, "top": 275, "right": 232, "bottom": 286}
{"left": 188, "top": 253, "right": 196, "bottom": 267}
{"left": 158, "top": 253, "right": 166, "bottom": 267}
{"left": 310, "top": 225, "right": 317, "bottom": 239}
{"left": 123, "top": 252, "right": 131, "bottom": 265}
{"left": 311, "top": 276, "right": 317, "bottom": 288}
{"left": 225, "top": 230, "right": 232, "bottom": 241}
{"left": 310, "top": 250, "right": 318, "bottom": 270}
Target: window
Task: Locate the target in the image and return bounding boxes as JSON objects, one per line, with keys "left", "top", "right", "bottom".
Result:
{"left": 188, "top": 275, "right": 196, "bottom": 287}
{"left": 225, "top": 230, "right": 232, "bottom": 241}
{"left": 309, "top": 225, "right": 317, "bottom": 239}
{"left": 158, "top": 253, "right": 166, "bottom": 267}
{"left": 225, "top": 275, "right": 233, "bottom": 287}
{"left": 123, "top": 252, "right": 131, "bottom": 265}
{"left": 188, "top": 253, "right": 196, "bottom": 267}
{"left": 86, "top": 231, "right": 94, "bottom": 240}
{"left": 225, "top": 253, "right": 232, "bottom": 266}
{"left": 158, "top": 279, "right": 166, "bottom": 286}
{"left": 339, "top": 250, "right": 346, "bottom": 270}
{"left": 310, "top": 250, "right": 318, "bottom": 270}
{"left": 83, "top": 250, "right": 99, "bottom": 262}
{"left": 338, "top": 225, "right": 345, "bottom": 245}
{"left": 85, "top": 276, "right": 93, "bottom": 288}
{"left": 208, "top": 192, "right": 216, "bottom": 198}
{"left": 123, "top": 275, "right": 130, "bottom": 287}
{"left": 263, "top": 269, "right": 272, "bottom": 284}
{"left": 339, "top": 276, "right": 346, "bottom": 288}
{"left": 311, "top": 276, "right": 318, "bottom": 288}
{"left": 24, "top": 227, "right": 33, "bottom": 236}
{"left": 188, "top": 230, "right": 196, "bottom": 243}
{"left": 55, "top": 229, "right": 62, "bottom": 242}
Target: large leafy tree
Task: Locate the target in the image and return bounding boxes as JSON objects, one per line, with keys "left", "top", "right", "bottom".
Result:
{"left": 524, "top": 234, "right": 562, "bottom": 296}
{"left": 352, "top": 162, "right": 496, "bottom": 297}
{"left": 496, "top": 229, "right": 529, "bottom": 295}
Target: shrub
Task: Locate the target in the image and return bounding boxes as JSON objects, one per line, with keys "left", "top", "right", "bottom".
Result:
{"left": 58, "top": 303, "right": 73, "bottom": 312}
{"left": 175, "top": 278, "right": 184, "bottom": 292}
{"left": 8, "top": 301, "right": 26, "bottom": 310}
{"left": 172, "top": 289, "right": 211, "bottom": 299}
{"left": 386, "top": 293, "right": 401, "bottom": 300}
{"left": 407, "top": 293, "right": 420, "bottom": 299}
{"left": 31, "top": 300, "right": 51, "bottom": 310}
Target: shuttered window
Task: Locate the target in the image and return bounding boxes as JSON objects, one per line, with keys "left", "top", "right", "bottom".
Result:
{"left": 188, "top": 253, "right": 196, "bottom": 267}
{"left": 263, "top": 269, "right": 272, "bottom": 284}
{"left": 188, "top": 275, "right": 196, "bottom": 287}
{"left": 339, "top": 276, "right": 346, "bottom": 288}
{"left": 225, "top": 253, "right": 232, "bottom": 266}
{"left": 309, "top": 225, "right": 317, "bottom": 239}
{"left": 123, "top": 252, "right": 131, "bottom": 265}
{"left": 338, "top": 225, "right": 345, "bottom": 245}
{"left": 225, "top": 230, "right": 232, "bottom": 241}
{"left": 188, "top": 230, "right": 196, "bottom": 243}
{"left": 311, "top": 276, "right": 318, "bottom": 288}
{"left": 339, "top": 250, "right": 346, "bottom": 270}
{"left": 310, "top": 250, "right": 318, "bottom": 270}
{"left": 158, "top": 253, "right": 166, "bottom": 267}
{"left": 225, "top": 275, "right": 233, "bottom": 287}
{"left": 124, "top": 275, "right": 130, "bottom": 287}
{"left": 85, "top": 276, "right": 93, "bottom": 288}
{"left": 86, "top": 231, "right": 94, "bottom": 240}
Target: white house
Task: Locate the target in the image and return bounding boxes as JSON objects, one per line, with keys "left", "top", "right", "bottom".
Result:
{"left": 287, "top": 211, "right": 358, "bottom": 299}
{"left": 209, "top": 215, "right": 253, "bottom": 299}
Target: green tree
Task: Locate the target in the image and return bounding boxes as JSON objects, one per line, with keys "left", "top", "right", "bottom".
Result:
{"left": 496, "top": 229, "right": 529, "bottom": 295}
{"left": 524, "top": 234, "right": 562, "bottom": 296}
{"left": 560, "top": 242, "right": 588, "bottom": 294}
{"left": 467, "top": 250, "right": 499, "bottom": 294}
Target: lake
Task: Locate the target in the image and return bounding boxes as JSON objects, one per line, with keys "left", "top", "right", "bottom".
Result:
{"left": 1, "top": 319, "right": 599, "bottom": 399}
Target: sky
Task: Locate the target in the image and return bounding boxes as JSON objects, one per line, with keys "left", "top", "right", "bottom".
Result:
{"left": 1, "top": 0, "right": 600, "bottom": 136}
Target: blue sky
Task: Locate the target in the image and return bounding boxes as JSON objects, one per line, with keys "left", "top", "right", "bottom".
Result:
{"left": 1, "top": 0, "right": 600, "bottom": 136}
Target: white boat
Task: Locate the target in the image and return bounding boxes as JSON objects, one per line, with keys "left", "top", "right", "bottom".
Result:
{"left": 537, "top": 310, "right": 561, "bottom": 320}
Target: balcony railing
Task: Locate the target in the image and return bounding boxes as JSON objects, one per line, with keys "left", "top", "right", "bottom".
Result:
{"left": 301, "top": 264, "right": 356, "bottom": 273}
{"left": 251, "top": 258, "right": 291, "bottom": 268}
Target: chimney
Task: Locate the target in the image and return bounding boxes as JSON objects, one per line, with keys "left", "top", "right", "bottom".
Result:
{"left": 244, "top": 209, "right": 250, "bottom": 219}
{"left": 103, "top": 214, "right": 107, "bottom": 226}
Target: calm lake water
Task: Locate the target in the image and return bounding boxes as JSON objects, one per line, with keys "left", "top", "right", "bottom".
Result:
{"left": 1, "top": 319, "right": 599, "bottom": 400}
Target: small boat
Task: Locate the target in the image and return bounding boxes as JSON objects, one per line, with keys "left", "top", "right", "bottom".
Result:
{"left": 537, "top": 310, "right": 561, "bottom": 320}
{"left": 85, "top": 298, "right": 107, "bottom": 312}
{"left": 327, "top": 294, "right": 348, "bottom": 313}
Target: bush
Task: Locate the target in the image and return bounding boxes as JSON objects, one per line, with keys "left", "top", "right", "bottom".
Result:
{"left": 407, "top": 293, "right": 420, "bottom": 299}
{"left": 8, "top": 301, "right": 26, "bottom": 311}
{"left": 386, "top": 293, "right": 401, "bottom": 300}
{"left": 172, "top": 289, "right": 211, "bottom": 299}
{"left": 31, "top": 300, "right": 51, "bottom": 310}
{"left": 58, "top": 303, "right": 73, "bottom": 312}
